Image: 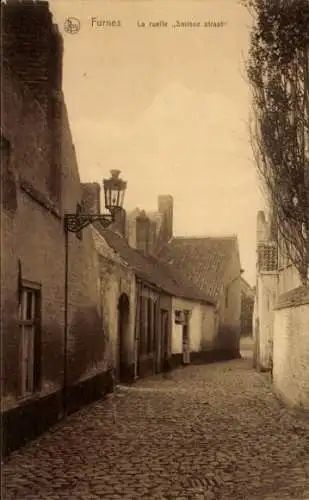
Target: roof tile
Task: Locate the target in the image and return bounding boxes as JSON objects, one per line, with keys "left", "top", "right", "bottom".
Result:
{"left": 157, "top": 236, "right": 239, "bottom": 301}
{"left": 95, "top": 225, "right": 215, "bottom": 305}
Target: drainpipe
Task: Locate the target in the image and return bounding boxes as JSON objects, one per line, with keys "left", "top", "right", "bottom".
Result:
{"left": 63, "top": 230, "right": 69, "bottom": 417}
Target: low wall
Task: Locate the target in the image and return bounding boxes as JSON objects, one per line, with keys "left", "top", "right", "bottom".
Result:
{"left": 1, "top": 370, "right": 114, "bottom": 458}
{"left": 273, "top": 287, "right": 309, "bottom": 411}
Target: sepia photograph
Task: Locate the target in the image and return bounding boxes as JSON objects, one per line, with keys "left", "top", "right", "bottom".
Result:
{"left": 1, "top": 0, "right": 309, "bottom": 498}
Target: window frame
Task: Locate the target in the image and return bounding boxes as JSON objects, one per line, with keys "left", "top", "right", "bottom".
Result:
{"left": 18, "top": 280, "right": 42, "bottom": 399}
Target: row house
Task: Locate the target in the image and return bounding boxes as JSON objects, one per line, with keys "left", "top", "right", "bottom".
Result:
{"left": 157, "top": 235, "right": 242, "bottom": 360}
{"left": 91, "top": 205, "right": 217, "bottom": 381}
{"left": 127, "top": 199, "right": 243, "bottom": 361}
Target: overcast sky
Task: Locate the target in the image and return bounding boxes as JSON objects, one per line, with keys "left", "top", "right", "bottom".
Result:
{"left": 50, "top": 0, "right": 265, "bottom": 285}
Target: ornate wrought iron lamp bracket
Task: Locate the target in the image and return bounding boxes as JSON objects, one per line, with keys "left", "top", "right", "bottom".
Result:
{"left": 64, "top": 212, "right": 114, "bottom": 233}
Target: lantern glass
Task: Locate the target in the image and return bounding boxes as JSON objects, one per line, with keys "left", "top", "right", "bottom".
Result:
{"left": 103, "top": 169, "right": 127, "bottom": 212}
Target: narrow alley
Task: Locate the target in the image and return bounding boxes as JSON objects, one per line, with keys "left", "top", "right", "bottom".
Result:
{"left": 3, "top": 341, "right": 309, "bottom": 500}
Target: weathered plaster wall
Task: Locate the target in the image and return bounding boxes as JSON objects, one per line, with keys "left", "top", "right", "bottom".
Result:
{"left": 256, "top": 272, "right": 278, "bottom": 371}
{"left": 93, "top": 229, "right": 136, "bottom": 371}
{"left": 273, "top": 301, "right": 309, "bottom": 410}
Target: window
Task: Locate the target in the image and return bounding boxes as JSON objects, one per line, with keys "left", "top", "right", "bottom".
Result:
{"left": 174, "top": 310, "right": 184, "bottom": 324}
{"left": 19, "top": 283, "right": 41, "bottom": 397}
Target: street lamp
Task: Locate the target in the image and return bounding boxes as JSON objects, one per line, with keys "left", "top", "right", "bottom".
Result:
{"left": 64, "top": 169, "right": 127, "bottom": 233}
{"left": 62, "top": 170, "right": 127, "bottom": 416}
{"left": 103, "top": 169, "right": 127, "bottom": 215}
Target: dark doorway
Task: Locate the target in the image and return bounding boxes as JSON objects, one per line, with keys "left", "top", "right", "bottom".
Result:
{"left": 117, "top": 293, "right": 130, "bottom": 383}
{"left": 160, "top": 309, "right": 169, "bottom": 371}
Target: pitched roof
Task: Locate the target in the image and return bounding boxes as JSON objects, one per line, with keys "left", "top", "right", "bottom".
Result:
{"left": 157, "top": 235, "right": 239, "bottom": 302}
{"left": 94, "top": 224, "right": 215, "bottom": 306}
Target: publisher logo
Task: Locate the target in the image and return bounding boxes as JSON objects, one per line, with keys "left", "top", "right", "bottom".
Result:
{"left": 64, "top": 17, "right": 80, "bottom": 35}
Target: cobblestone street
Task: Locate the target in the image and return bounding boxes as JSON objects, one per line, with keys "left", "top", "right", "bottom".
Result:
{"left": 3, "top": 343, "right": 309, "bottom": 500}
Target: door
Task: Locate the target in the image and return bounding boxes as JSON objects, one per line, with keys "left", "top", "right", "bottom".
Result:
{"left": 182, "top": 311, "right": 190, "bottom": 364}
{"left": 160, "top": 309, "right": 169, "bottom": 370}
{"left": 117, "top": 293, "right": 130, "bottom": 382}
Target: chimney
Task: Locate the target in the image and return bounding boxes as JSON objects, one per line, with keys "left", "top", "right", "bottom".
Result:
{"left": 81, "top": 183, "right": 101, "bottom": 214}
{"left": 111, "top": 208, "right": 127, "bottom": 238}
{"left": 148, "top": 219, "right": 157, "bottom": 254}
{"left": 136, "top": 210, "right": 150, "bottom": 254}
{"left": 158, "top": 195, "right": 173, "bottom": 243}
{"left": 257, "top": 210, "right": 268, "bottom": 243}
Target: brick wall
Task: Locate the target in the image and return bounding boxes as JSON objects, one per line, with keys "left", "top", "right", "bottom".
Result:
{"left": 1, "top": 2, "right": 105, "bottom": 412}
{"left": 1, "top": 65, "right": 66, "bottom": 408}
{"left": 60, "top": 103, "right": 104, "bottom": 385}
{"left": 2, "top": 63, "right": 54, "bottom": 211}
{"left": 2, "top": 1, "right": 63, "bottom": 205}
{"left": 273, "top": 295, "right": 309, "bottom": 410}
{"left": 2, "top": 1, "right": 54, "bottom": 110}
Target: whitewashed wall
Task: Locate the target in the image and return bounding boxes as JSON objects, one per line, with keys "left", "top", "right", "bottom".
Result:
{"left": 273, "top": 302, "right": 309, "bottom": 410}
{"left": 171, "top": 298, "right": 202, "bottom": 354}
{"left": 278, "top": 264, "right": 302, "bottom": 296}
{"left": 172, "top": 321, "right": 183, "bottom": 355}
